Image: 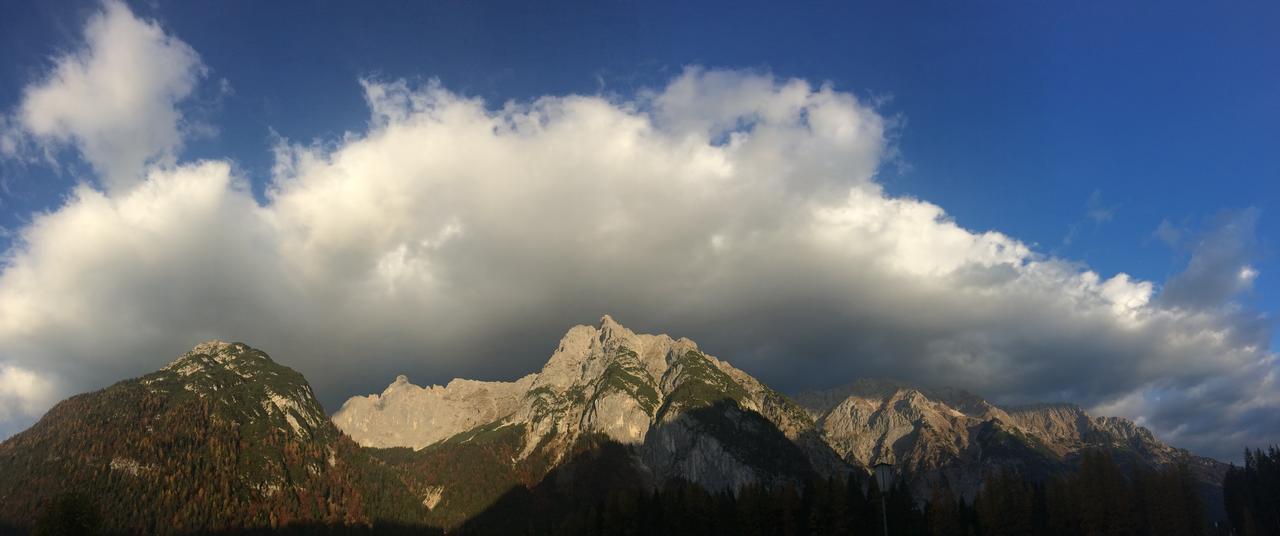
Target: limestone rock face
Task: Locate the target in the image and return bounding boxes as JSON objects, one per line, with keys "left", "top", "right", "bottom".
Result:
{"left": 1007, "top": 403, "right": 1181, "bottom": 462}
{"left": 640, "top": 412, "right": 762, "bottom": 493}
{"left": 583, "top": 390, "right": 652, "bottom": 445}
{"left": 332, "top": 373, "right": 534, "bottom": 450}
{"left": 795, "top": 379, "right": 1226, "bottom": 498}
{"left": 333, "top": 315, "right": 839, "bottom": 495}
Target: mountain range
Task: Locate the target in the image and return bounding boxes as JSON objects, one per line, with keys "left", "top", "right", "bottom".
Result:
{"left": 0, "top": 316, "right": 1227, "bottom": 533}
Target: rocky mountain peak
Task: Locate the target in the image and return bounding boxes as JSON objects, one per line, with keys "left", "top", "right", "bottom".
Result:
{"left": 375, "top": 374, "right": 416, "bottom": 398}
{"left": 598, "top": 313, "right": 625, "bottom": 336}
{"left": 333, "top": 316, "right": 847, "bottom": 518}
{"left": 794, "top": 378, "right": 1218, "bottom": 500}
{"left": 191, "top": 339, "right": 238, "bottom": 355}
{"left": 150, "top": 342, "right": 327, "bottom": 441}
{"left": 796, "top": 378, "right": 925, "bottom": 415}
{"left": 333, "top": 316, "right": 829, "bottom": 486}
{"left": 337, "top": 317, "right": 691, "bottom": 451}
{"left": 161, "top": 340, "right": 276, "bottom": 376}
{"left": 796, "top": 378, "right": 1015, "bottom": 426}
{"left": 533, "top": 316, "right": 690, "bottom": 393}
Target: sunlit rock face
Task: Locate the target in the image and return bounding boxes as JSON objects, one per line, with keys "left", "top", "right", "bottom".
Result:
{"left": 794, "top": 379, "right": 1226, "bottom": 498}
{"left": 796, "top": 379, "right": 1020, "bottom": 471}
{"left": 332, "top": 373, "right": 535, "bottom": 450}
{"left": 333, "top": 315, "right": 839, "bottom": 494}
{"left": 1007, "top": 403, "right": 1182, "bottom": 462}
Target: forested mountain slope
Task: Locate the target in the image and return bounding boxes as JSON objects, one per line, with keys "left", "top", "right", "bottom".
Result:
{"left": 0, "top": 341, "right": 429, "bottom": 534}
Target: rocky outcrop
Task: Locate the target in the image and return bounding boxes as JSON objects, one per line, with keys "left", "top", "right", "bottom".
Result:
{"left": 795, "top": 379, "right": 1028, "bottom": 471}
{"left": 335, "top": 315, "right": 844, "bottom": 520}
{"left": 1006, "top": 403, "right": 1211, "bottom": 468}
{"left": 795, "top": 380, "right": 1228, "bottom": 499}
{"left": 333, "top": 374, "right": 535, "bottom": 450}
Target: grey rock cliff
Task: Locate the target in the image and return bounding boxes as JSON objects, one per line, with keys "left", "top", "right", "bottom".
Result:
{"left": 334, "top": 315, "right": 842, "bottom": 493}
{"left": 332, "top": 373, "right": 534, "bottom": 450}
{"left": 796, "top": 380, "right": 1227, "bottom": 498}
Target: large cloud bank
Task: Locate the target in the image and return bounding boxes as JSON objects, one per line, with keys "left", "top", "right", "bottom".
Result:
{"left": 0, "top": 1, "right": 1274, "bottom": 461}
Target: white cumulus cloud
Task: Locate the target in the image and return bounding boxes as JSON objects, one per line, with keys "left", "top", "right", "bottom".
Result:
{"left": 12, "top": 0, "right": 204, "bottom": 191}
{"left": 0, "top": 3, "right": 1274, "bottom": 462}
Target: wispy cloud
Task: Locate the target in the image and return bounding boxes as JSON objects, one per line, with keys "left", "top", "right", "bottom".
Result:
{"left": 1160, "top": 208, "right": 1262, "bottom": 309}
{"left": 1153, "top": 218, "right": 1183, "bottom": 248}
{"left": 1063, "top": 189, "right": 1119, "bottom": 246}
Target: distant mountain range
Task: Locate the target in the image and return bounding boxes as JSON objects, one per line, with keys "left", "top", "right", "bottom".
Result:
{"left": 0, "top": 316, "right": 1227, "bottom": 533}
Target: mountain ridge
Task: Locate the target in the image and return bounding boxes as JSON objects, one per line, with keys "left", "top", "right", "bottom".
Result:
{"left": 335, "top": 315, "right": 827, "bottom": 459}
{"left": 334, "top": 315, "right": 849, "bottom": 527}
{"left": 0, "top": 317, "right": 1231, "bottom": 532}
{"left": 791, "top": 374, "right": 1228, "bottom": 509}
{"left": 334, "top": 315, "right": 1226, "bottom": 522}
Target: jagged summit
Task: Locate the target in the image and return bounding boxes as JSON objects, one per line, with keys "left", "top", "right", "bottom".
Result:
{"left": 333, "top": 316, "right": 764, "bottom": 451}
{"left": 332, "top": 315, "right": 838, "bottom": 520}
{"left": 1007, "top": 401, "right": 1084, "bottom": 413}
{"left": 792, "top": 375, "right": 1224, "bottom": 499}
{"left": 598, "top": 313, "right": 622, "bottom": 331}
{"left": 798, "top": 378, "right": 992, "bottom": 409}
{"left": 794, "top": 378, "right": 913, "bottom": 414}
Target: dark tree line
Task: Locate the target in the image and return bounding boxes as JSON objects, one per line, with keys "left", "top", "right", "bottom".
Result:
{"left": 458, "top": 472, "right": 920, "bottom": 536}
{"left": 1224, "top": 447, "right": 1280, "bottom": 536}
{"left": 457, "top": 449, "right": 1210, "bottom": 536}
{"left": 951, "top": 451, "right": 1206, "bottom": 536}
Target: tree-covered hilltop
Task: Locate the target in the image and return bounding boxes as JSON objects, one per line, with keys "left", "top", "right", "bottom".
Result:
{"left": 0, "top": 342, "right": 433, "bottom": 534}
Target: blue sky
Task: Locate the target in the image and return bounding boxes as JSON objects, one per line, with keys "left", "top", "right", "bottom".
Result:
{"left": 0, "top": 0, "right": 1276, "bottom": 460}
